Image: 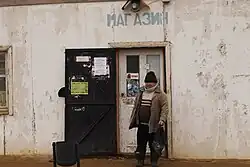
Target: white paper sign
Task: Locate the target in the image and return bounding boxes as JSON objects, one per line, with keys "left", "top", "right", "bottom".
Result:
{"left": 76, "top": 56, "right": 90, "bottom": 62}
{"left": 144, "top": 64, "right": 150, "bottom": 70}
{"left": 93, "top": 57, "right": 108, "bottom": 76}
{"left": 94, "top": 57, "right": 106, "bottom": 66}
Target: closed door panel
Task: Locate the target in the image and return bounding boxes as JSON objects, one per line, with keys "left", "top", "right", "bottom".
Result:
{"left": 65, "top": 104, "right": 117, "bottom": 156}
{"left": 65, "top": 49, "right": 117, "bottom": 157}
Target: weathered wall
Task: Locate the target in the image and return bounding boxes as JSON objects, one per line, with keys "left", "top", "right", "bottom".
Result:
{"left": 0, "top": 0, "right": 250, "bottom": 159}
{"left": 0, "top": 1, "right": 165, "bottom": 155}
{"left": 171, "top": 0, "right": 250, "bottom": 159}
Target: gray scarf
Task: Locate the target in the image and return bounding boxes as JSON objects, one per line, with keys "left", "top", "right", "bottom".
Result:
{"left": 144, "top": 82, "right": 158, "bottom": 93}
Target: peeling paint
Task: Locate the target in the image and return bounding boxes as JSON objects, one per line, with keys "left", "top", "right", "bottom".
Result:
{"left": 210, "top": 74, "right": 228, "bottom": 100}
{"left": 232, "top": 74, "right": 250, "bottom": 78}
{"left": 217, "top": 41, "right": 227, "bottom": 57}
{"left": 196, "top": 72, "right": 212, "bottom": 88}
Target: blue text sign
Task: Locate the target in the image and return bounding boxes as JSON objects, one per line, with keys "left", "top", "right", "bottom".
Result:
{"left": 107, "top": 12, "right": 168, "bottom": 27}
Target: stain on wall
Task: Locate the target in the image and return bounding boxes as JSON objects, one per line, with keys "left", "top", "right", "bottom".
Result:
{"left": 217, "top": 41, "right": 227, "bottom": 57}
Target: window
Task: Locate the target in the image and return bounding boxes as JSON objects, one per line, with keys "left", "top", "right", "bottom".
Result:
{"left": 126, "top": 55, "right": 139, "bottom": 73}
{"left": 0, "top": 48, "right": 12, "bottom": 115}
{"left": 126, "top": 55, "right": 139, "bottom": 97}
{"left": 146, "top": 54, "right": 161, "bottom": 87}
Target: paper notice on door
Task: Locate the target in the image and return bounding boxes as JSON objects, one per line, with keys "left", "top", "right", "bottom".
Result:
{"left": 94, "top": 57, "right": 107, "bottom": 66}
{"left": 76, "top": 56, "right": 90, "bottom": 62}
{"left": 71, "top": 81, "right": 88, "bottom": 95}
{"left": 93, "top": 57, "right": 108, "bottom": 76}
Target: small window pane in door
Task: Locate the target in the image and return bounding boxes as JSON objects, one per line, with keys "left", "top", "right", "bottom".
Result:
{"left": 146, "top": 55, "right": 160, "bottom": 83}
{"left": 126, "top": 56, "right": 139, "bottom": 73}
{"left": 126, "top": 55, "right": 139, "bottom": 97}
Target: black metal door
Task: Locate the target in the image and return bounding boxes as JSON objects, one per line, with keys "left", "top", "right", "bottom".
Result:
{"left": 64, "top": 49, "right": 117, "bottom": 156}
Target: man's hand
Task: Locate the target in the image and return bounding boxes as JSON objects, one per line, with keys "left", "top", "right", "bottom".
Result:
{"left": 158, "top": 120, "right": 165, "bottom": 126}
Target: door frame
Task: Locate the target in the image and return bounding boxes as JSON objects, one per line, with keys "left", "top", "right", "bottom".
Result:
{"left": 115, "top": 47, "right": 172, "bottom": 158}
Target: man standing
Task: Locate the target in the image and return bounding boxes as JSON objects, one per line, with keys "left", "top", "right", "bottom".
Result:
{"left": 129, "top": 71, "right": 168, "bottom": 167}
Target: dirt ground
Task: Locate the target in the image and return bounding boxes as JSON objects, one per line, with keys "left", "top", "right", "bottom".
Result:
{"left": 1, "top": 156, "right": 250, "bottom": 167}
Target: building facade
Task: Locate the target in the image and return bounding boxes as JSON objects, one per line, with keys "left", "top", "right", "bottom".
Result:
{"left": 0, "top": 0, "right": 250, "bottom": 159}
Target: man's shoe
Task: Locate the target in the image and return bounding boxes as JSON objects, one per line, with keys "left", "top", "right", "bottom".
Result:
{"left": 136, "top": 160, "right": 144, "bottom": 167}
{"left": 151, "top": 161, "right": 158, "bottom": 167}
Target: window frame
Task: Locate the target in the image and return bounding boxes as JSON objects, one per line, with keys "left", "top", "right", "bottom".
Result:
{"left": 0, "top": 46, "right": 13, "bottom": 116}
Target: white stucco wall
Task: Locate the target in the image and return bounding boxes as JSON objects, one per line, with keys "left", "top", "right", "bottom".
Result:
{"left": 171, "top": 0, "right": 250, "bottom": 159}
{"left": 0, "top": 0, "right": 250, "bottom": 159}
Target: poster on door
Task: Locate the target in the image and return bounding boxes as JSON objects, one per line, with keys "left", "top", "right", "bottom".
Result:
{"left": 70, "top": 75, "right": 89, "bottom": 95}
{"left": 91, "top": 57, "right": 110, "bottom": 80}
{"left": 126, "top": 73, "right": 139, "bottom": 97}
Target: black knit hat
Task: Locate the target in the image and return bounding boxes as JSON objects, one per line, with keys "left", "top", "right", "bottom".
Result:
{"left": 144, "top": 71, "right": 158, "bottom": 83}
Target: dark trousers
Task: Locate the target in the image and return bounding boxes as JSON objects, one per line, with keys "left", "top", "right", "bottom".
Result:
{"left": 135, "top": 124, "right": 158, "bottom": 162}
